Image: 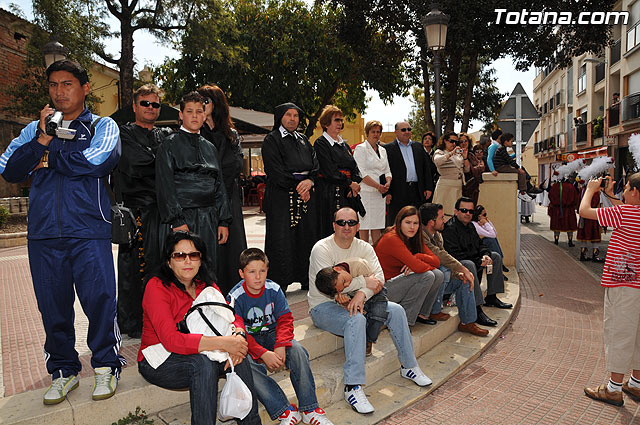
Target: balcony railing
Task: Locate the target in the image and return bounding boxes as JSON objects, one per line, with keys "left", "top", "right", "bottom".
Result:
{"left": 576, "top": 123, "right": 587, "bottom": 143}
{"left": 595, "top": 62, "right": 605, "bottom": 84}
{"left": 610, "top": 39, "right": 621, "bottom": 65}
{"left": 609, "top": 104, "right": 620, "bottom": 127}
{"left": 622, "top": 93, "right": 640, "bottom": 122}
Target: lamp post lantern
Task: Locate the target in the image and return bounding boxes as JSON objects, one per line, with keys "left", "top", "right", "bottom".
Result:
{"left": 422, "top": 4, "right": 449, "bottom": 141}
{"left": 41, "top": 38, "right": 70, "bottom": 68}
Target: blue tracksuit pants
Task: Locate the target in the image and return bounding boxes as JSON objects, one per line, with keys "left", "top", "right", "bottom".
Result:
{"left": 28, "top": 238, "right": 125, "bottom": 379}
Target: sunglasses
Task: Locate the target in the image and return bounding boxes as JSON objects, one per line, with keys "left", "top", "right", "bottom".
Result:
{"left": 203, "top": 98, "right": 211, "bottom": 105}
{"left": 334, "top": 219, "right": 359, "bottom": 227}
{"left": 399, "top": 127, "right": 412, "bottom": 132}
{"left": 480, "top": 212, "right": 487, "bottom": 217}
{"left": 333, "top": 118, "right": 344, "bottom": 122}
{"left": 171, "top": 251, "right": 202, "bottom": 261}
{"left": 139, "top": 100, "right": 161, "bottom": 109}
{"left": 458, "top": 208, "right": 473, "bottom": 214}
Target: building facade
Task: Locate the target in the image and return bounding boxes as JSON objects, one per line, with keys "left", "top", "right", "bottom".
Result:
{"left": 533, "top": 0, "right": 640, "bottom": 184}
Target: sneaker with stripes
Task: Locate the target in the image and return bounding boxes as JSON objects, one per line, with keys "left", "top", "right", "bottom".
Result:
{"left": 344, "top": 385, "right": 374, "bottom": 414}
{"left": 401, "top": 366, "right": 432, "bottom": 386}
{"left": 302, "top": 407, "right": 334, "bottom": 424}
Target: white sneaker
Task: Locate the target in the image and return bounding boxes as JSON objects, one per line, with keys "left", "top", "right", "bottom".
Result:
{"left": 43, "top": 374, "right": 79, "bottom": 405}
{"left": 401, "top": 366, "right": 432, "bottom": 386}
{"left": 344, "top": 385, "right": 374, "bottom": 414}
{"left": 302, "top": 407, "right": 334, "bottom": 425}
{"left": 92, "top": 367, "right": 117, "bottom": 400}
{"left": 278, "top": 405, "right": 302, "bottom": 424}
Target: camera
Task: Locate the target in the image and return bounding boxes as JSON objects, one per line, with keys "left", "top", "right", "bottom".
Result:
{"left": 45, "top": 110, "right": 63, "bottom": 136}
{"left": 44, "top": 109, "right": 76, "bottom": 140}
{"left": 600, "top": 173, "right": 609, "bottom": 188}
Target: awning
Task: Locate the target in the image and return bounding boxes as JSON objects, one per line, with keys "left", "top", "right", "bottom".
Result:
{"left": 566, "top": 146, "right": 608, "bottom": 162}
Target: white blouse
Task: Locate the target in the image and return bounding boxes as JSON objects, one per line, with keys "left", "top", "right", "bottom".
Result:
{"left": 353, "top": 141, "right": 392, "bottom": 192}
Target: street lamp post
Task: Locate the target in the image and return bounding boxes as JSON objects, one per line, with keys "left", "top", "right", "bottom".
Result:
{"left": 422, "top": 4, "right": 449, "bottom": 141}
{"left": 41, "top": 38, "right": 70, "bottom": 68}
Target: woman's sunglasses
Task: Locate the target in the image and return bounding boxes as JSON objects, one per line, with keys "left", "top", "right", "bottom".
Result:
{"left": 171, "top": 251, "right": 202, "bottom": 261}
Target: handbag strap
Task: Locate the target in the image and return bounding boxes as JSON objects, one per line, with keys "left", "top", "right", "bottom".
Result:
{"left": 195, "top": 308, "right": 222, "bottom": 336}
{"left": 184, "top": 301, "right": 235, "bottom": 317}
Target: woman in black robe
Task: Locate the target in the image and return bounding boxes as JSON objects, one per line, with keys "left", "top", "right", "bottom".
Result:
{"left": 197, "top": 84, "right": 248, "bottom": 295}
{"left": 262, "top": 103, "right": 318, "bottom": 292}
{"left": 313, "top": 105, "right": 363, "bottom": 238}
{"left": 156, "top": 92, "right": 232, "bottom": 281}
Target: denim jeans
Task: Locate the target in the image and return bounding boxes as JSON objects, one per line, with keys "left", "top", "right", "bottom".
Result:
{"left": 138, "top": 354, "right": 261, "bottom": 425}
{"left": 310, "top": 300, "right": 417, "bottom": 385}
{"left": 430, "top": 266, "right": 477, "bottom": 324}
{"left": 249, "top": 331, "right": 318, "bottom": 420}
{"left": 482, "top": 237, "right": 504, "bottom": 259}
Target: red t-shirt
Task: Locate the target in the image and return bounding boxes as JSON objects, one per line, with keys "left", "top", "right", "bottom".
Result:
{"left": 374, "top": 230, "right": 440, "bottom": 281}
{"left": 597, "top": 204, "right": 640, "bottom": 288}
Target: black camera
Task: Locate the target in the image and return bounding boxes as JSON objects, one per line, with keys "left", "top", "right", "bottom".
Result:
{"left": 600, "top": 173, "right": 609, "bottom": 188}
{"left": 45, "top": 110, "right": 63, "bottom": 136}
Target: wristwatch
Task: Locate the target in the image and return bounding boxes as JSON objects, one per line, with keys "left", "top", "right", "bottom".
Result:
{"left": 41, "top": 151, "right": 49, "bottom": 168}
{"left": 234, "top": 329, "right": 247, "bottom": 340}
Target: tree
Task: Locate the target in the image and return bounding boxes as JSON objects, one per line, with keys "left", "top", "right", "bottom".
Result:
{"left": 329, "top": 0, "right": 616, "bottom": 134}
{"left": 158, "top": 0, "right": 411, "bottom": 137}
{"left": 3, "top": 0, "right": 108, "bottom": 117}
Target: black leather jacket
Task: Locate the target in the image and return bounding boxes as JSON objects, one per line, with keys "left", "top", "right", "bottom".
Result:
{"left": 442, "top": 215, "right": 490, "bottom": 269}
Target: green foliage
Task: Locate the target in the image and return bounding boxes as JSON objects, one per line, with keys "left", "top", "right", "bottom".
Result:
{"left": 3, "top": 0, "right": 107, "bottom": 118}
{"left": 158, "top": 0, "right": 410, "bottom": 136}
{"left": 111, "top": 407, "right": 154, "bottom": 425}
{"left": 593, "top": 116, "right": 604, "bottom": 138}
{"left": 0, "top": 206, "right": 9, "bottom": 228}
{"left": 408, "top": 87, "right": 428, "bottom": 139}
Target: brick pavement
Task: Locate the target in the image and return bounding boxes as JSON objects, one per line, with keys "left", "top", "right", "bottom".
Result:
{"left": 379, "top": 233, "right": 640, "bottom": 425}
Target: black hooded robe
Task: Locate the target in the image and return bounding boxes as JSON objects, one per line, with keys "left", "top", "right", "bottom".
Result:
{"left": 314, "top": 134, "right": 363, "bottom": 239}
{"left": 262, "top": 103, "right": 319, "bottom": 291}
{"left": 156, "top": 129, "right": 232, "bottom": 279}
{"left": 200, "top": 125, "right": 247, "bottom": 295}
{"left": 115, "top": 123, "right": 170, "bottom": 335}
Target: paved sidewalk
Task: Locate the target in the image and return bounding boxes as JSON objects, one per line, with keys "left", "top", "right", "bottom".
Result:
{"left": 379, "top": 233, "right": 639, "bottom": 424}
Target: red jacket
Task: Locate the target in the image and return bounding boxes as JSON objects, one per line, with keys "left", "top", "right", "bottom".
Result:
{"left": 138, "top": 277, "right": 245, "bottom": 362}
{"left": 374, "top": 230, "right": 440, "bottom": 281}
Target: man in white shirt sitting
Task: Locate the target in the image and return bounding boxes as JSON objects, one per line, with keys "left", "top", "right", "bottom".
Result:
{"left": 308, "top": 207, "right": 432, "bottom": 414}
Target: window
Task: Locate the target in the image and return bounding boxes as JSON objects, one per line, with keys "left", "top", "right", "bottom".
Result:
{"left": 627, "top": 1, "right": 640, "bottom": 51}
{"left": 577, "top": 64, "right": 587, "bottom": 93}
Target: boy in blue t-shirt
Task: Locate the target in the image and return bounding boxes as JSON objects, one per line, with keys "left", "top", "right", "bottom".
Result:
{"left": 228, "top": 248, "right": 333, "bottom": 425}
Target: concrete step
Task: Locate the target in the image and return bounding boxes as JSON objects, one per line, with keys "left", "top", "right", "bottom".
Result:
{"left": 0, "top": 275, "right": 519, "bottom": 425}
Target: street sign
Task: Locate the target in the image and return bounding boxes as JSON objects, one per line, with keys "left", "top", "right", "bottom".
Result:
{"left": 497, "top": 83, "right": 540, "bottom": 146}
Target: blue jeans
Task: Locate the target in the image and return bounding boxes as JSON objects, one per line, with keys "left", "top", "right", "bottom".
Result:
{"left": 482, "top": 237, "right": 504, "bottom": 259}
{"left": 310, "top": 301, "right": 417, "bottom": 385}
{"left": 138, "top": 354, "right": 261, "bottom": 425}
{"left": 430, "top": 266, "right": 477, "bottom": 324}
{"left": 249, "top": 332, "right": 318, "bottom": 420}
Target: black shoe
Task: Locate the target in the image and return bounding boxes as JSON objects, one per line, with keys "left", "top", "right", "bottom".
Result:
{"left": 580, "top": 248, "right": 589, "bottom": 261}
{"left": 592, "top": 249, "right": 605, "bottom": 263}
{"left": 554, "top": 237, "right": 559, "bottom": 245}
{"left": 416, "top": 316, "right": 437, "bottom": 325}
{"left": 484, "top": 295, "right": 513, "bottom": 309}
{"left": 476, "top": 307, "right": 497, "bottom": 327}
{"left": 502, "top": 265, "right": 509, "bottom": 273}
{"left": 568, "top": 240, "right": 575, "bottom": 247}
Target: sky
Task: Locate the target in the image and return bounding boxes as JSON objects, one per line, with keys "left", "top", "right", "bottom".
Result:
{"left": 3, "top": 0, "right": 535, "bottom": 133}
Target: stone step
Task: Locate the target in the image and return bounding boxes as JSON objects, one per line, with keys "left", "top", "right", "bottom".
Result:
{"left": 0, "top": 276, "right": 518, "bottom": 425}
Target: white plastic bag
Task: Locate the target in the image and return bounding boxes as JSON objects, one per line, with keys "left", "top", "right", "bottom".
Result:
{"left": 218, "top": 356, "right": 253, "bottom": 421}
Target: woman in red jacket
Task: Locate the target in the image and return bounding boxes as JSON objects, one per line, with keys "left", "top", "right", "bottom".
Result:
{"left": 137, "top": 231, "right": 262, "bottom": 425}
{"left": 374, "top": 206, "right": 444, "bottom": 326}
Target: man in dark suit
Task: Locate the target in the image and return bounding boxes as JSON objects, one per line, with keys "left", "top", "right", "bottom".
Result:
{"left": 383, "top": 121, "right": 435, "bottom": 225}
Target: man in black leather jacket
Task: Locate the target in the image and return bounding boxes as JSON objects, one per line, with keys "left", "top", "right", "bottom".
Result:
{"left": 115, "top": 84, "right": 170, "bottom": 338}
{"left": 442, "top": 197, "right": 512, "bottom": 311}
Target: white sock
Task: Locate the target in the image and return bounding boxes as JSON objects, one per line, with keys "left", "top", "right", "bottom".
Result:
{"left": 608, "top": 379, "right": 622, "bottom": 393}
{"left": 629, "top": 374, "right": 640, "bottom": 389}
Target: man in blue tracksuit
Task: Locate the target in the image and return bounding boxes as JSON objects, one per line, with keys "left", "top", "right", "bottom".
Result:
{"left": 0, "top": 60, "right": 124, "bottom": 405}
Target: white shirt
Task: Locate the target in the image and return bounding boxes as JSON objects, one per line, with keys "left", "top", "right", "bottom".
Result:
{"left": 308, "top": 235, "right": 385, "bottom": 311}
{"left": 323, "top": 131, "right": 345, "bottom": 146}
{"left": 353, "top": 141, "right": 392, "bottom": 192}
